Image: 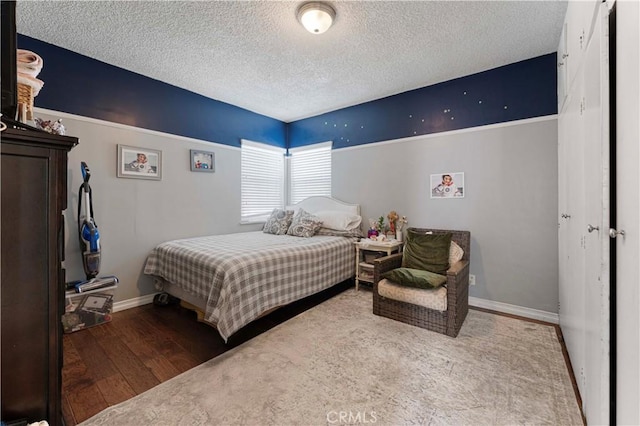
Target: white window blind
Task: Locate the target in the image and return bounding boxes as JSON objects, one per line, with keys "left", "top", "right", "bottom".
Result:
{"left": 241, "top": 139, "right": 285, "bottom": 222}
{"left": 288, "top": 141, "right": 332, "bottom": 205}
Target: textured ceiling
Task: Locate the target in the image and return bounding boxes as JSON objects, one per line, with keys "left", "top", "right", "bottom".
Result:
{"left": 16, "top": 1, "right": 567, "bottom": 122}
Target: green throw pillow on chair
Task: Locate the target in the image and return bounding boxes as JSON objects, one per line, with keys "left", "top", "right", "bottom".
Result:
{"left": 402, "top": 230, "right": 452, "bottom": 275}
{"left": 382, "top": 267, "right": 447, "bottom": 289}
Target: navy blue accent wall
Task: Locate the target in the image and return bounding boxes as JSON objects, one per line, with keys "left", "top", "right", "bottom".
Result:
{"left": 288, "top": 54, "right": 557, "bottom": 149}
{"left": 18, "top": 35, "right": 286, "bottom": 148}
{"left": 20, "top": 31, "right": 555, "bottom": 150}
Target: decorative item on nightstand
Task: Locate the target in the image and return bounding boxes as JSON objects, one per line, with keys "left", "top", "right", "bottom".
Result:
{"left": 382, "top": 211, "right": 408, "bottom": 242}
{"left": 395, "top": 216, "right": 408, "bottom": 242}
{"left": 377, "top": 216, "right": 386, "bottom": 235}
{"left": 367, "top": 218, "right": 379, "bottom": 238}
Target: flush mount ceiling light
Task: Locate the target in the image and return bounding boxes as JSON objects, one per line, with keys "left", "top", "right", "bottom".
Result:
{"left": 297, "top": 2, "right": 336, "bottom": 35}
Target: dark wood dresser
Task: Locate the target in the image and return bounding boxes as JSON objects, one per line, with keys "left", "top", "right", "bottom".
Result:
{"left": 1, "top": 126, "right": 77, "bottom": 425}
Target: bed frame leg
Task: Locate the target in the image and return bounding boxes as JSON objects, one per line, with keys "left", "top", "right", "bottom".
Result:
{"left": 180, "top": 299, "right": 207, "bottom": 323}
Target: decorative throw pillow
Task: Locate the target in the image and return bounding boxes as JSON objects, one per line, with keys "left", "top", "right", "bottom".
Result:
{"left": 287, "top": 208, "right": 323, "bottom": 238}
{"left": 402, "top": 230, "right": 452, "bottom": 275}
{"left": 263, "top": 209, "right": 294, "bottom": 235}
{"left": 382, "top": 267, "right": 447, "bottom": 289}
{"left": 449, "top": 241, "right": 464, "bottom": 265}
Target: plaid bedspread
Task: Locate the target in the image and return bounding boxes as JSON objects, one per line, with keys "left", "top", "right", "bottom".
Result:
{"left": 144, "top": 231, "right": 355, "bottom": 341}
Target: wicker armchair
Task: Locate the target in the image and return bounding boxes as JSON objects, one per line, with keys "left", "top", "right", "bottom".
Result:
{"left": 372, "top": 228, "right": 471, "bottom": 337}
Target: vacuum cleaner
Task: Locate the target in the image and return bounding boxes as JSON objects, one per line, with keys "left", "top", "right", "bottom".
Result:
{"left": 69, "top": 162, "right": 118, "bottom": 293}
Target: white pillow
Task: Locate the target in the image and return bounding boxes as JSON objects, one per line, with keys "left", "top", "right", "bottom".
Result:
{"left": 314, "top": 210, "right": 362, "bottom": 231}
{"left": 449, "top": 241, "right": 464, "bottom": 265}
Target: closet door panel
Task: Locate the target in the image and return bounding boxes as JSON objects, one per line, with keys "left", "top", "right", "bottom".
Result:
{"left": 582, "top": 6, "right": 610, "bottom": 424}
{"left": 559, "top": 83, "right": 587, "bottom": 398}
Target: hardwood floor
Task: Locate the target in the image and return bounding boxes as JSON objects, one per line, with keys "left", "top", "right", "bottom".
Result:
{"left": 62, "top": 282, "right": 583, "bottom": 425}
{"left": 61, "top": 281, "right": 352, "bottom": 425}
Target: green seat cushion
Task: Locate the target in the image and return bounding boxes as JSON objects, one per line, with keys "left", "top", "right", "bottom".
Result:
{"left": 381, "top": 267, "right": 447, "bottom": 289}
{"left": 402, "top": 230, "right": 452, "bottom": 275}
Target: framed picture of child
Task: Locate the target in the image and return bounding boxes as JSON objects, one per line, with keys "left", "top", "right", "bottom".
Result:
{"left": 430, "top": 172, "right": 464, "bottom": 198}
{"left": 117, "top": 145, "right": 162, "bottom": 180}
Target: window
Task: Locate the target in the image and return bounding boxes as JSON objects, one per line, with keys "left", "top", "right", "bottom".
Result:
{"left": 288, "top": 141, "right": 332, "bottom": 205}
{"left": 241, "top": 139, "right": 285, "bottom": 223}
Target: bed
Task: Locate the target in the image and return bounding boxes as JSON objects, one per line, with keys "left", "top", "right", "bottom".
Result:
{"left": 143, "top": 197, "right": 360, "bottom": 341}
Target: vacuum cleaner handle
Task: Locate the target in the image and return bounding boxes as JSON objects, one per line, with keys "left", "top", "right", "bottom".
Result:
{"left": 81, "top": 161, "right": 90, "bottom": 183}
{"left": 78, "top": 163, "right": 97, "bottom": 227}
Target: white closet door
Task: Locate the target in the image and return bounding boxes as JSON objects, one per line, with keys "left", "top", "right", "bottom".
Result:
{"left": 558, "top": 3, "right": 611, "bottom": 422}
{"left": 559, "top": 80, "right": 587, "bottom": 398}
{"left": 582, "top": 4, "right": 610, "bottom": 424}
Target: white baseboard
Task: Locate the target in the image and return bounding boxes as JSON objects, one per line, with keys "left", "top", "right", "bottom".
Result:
{"left": 113, "top": 293, "right": 559, "bottom": 325}
{"left": 469, "top": 296, "right": 559, "bottom": 324}
{"left": 113, "top": 293, "right": 159, "bottom": 313}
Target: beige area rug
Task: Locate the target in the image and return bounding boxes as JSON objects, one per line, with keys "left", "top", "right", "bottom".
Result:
{"left": 80, "top": 290, "right": 582, "bottom": 425}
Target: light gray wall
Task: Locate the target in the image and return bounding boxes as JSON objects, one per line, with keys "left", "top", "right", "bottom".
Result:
{"left": 37, "top": 110, "right": 262, "bottom": 302}
{"left": 332, "top": 117, "right": 559, "bottom": 313}
{"left": 48, "top": 108, "right": 558, "bottom": 313}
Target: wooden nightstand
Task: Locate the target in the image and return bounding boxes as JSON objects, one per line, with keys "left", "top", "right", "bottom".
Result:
{"left": 354, "top": 240, "right": 403, "bottom": 290}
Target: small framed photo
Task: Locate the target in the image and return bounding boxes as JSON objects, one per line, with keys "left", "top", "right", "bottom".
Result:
{"left": 117, "top": 145, "right": 162, "bottom": 180}
{"left": 190, "top": 149, "right": 215, "bottom": 172}
{"left": 431, "top": 172, "right": 464, "bottom": 198}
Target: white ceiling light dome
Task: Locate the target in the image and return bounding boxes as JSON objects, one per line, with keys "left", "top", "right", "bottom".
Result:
{"left": 297, "top": 2, "right": 336, "bottom": 35}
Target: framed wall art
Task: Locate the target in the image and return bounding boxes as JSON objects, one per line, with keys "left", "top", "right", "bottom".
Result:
{"left": 190, "top": 149, "right": 215, "bottom": 172}
{"left": 117, "top": 145, "right": 162, "bottom": 180}
{"left": 430, "top": 172, "right": 464, "bottom": 198}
